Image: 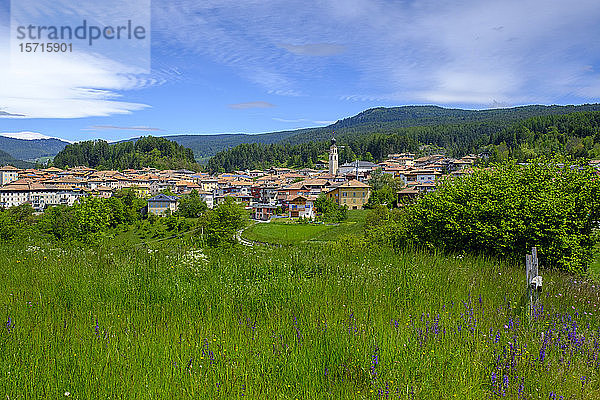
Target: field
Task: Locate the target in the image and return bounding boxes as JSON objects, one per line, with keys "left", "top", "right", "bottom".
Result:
{"left": 2, "top": 235, "right": 600, "bottom": 399}
{"left": 242, "top": 210, "right": 367, "bottom": 245}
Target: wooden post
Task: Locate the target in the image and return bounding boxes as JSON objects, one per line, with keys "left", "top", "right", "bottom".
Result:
{"left": 526, "top": 247, "right": 542, "bottom": 319}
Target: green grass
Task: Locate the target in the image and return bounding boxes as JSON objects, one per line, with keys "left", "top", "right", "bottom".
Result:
{"left": 311, "top": 210, "right": 367, "bottom": 242}
{"left": 589, "top": 243, "right": 600, "bottom": 280}
{"left": 243, "top": 211, "right": 368, "bottom": 245}
{"left": 1, "top": 237, "right": 600, "bottom": 398}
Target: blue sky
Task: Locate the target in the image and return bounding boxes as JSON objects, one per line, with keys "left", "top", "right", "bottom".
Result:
{"left": 0, "top": 0, "right": 599, "bottom": 143}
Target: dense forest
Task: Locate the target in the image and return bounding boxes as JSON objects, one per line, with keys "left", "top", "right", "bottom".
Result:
{"left": 0, "top": 136, "right": 69, "bottom": 161}
{"left": 0, "top": 149, "right": 34, "bottom": 169}
{"left": 207, "top": 111, "right": 600, "bottom": 172}
{"left": 119, "top": 104, "right": 600, "bottom": 160}
{"left": 52, "top": 136, "right": 199, "bottom": 171}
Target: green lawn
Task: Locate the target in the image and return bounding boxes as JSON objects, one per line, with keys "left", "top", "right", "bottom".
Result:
{"left": 242, "top": 219, "right": 333, "bottom": 245}
{"left": 242, "top": 210, "right": 368, "bottom": 245}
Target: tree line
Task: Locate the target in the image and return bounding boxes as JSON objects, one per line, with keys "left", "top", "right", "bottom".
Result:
{"left": 207, "top": 111, "right": 600, "bottom": 172}
{"left": 0, "top": 188, "right": 246, "bottom": 247}
{"left": 52, "top": 136, "right": 199, "bottom": 171}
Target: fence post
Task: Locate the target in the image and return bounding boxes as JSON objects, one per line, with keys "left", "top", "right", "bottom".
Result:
{"left": 526, "top": 247, "right": 542, "bottom": 319}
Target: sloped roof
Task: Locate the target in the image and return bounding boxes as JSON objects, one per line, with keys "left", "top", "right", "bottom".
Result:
{"left": 148, "top": 193, "right": 179, "bottom": 202}
{"left": 331, "top": 179, "right": 371, "bottom": 189}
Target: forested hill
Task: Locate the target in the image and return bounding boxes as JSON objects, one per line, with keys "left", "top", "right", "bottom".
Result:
{"left": 157, "top": 104, "right": 600, "bottom": 160}
{"left": 52, "top": 136, "right": 199, "bottom": 171}
{"left": 206, "top": 110, "right": 600, "bottom": 172}
{"left": 0, "top": 136, "right": 69, "bottom": 161}
{"left": 0, "top": 149, "right": 34, "bottom": 169}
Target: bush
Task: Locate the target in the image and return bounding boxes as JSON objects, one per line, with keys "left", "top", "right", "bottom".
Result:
{"left": 367, "top": 159, "right": 600, "bottom": 273}
{"left": 200, "top": 197, "right": 247, "bottom": 246}
{"left": 314, "top": 194, "right": 348, "bottom": 223}
{"left": 177, "top": 190, "right": 208, "bottom": 218}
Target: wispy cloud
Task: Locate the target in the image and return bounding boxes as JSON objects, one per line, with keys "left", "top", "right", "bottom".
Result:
{"left": 229, "top": 101, "right": 275, "bottom": 109}
{"left": 0, "top": 0, "right": 158, "bottom": 118}
{"left": 85, "top": 125, "right": 165, "bottom": 131}
{"left": 273, "top": 117, "right": 335, "bottom": 126}
{"left": 0, "top": 131, "right": 73, "bottom": 142}
{"left": 0, "top": 111, "right": 25, "bottom": 117}
{"left": 272, "top": 117, "right": 308, "bottom": 123}
{"left": 153, "top": 0, "right": 600, "bottom": 107}
{"left": 278, "top": 43, "right": 345, "bottom": 56}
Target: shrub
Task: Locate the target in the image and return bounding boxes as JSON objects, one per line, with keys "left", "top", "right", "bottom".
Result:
{"left": 314, "top": 194, "right": 348, "bottom": 223}
{"left": 199, "top": 197, "right": 247, "bottom": 246}
{"left": 367, "top": 159, "right": 600, "bottom": 273}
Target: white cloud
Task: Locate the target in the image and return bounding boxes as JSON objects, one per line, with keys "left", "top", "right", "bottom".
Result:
{"left": 0, "top": 131, "right": 73, "bottom": 142}
{"left": 151, "top": 0, "right": 600, "bottom": 107}
{"left": 278, "top": 43, "right": 345, "bottom": 56}
{"left": 0, "top": 0, "right": 156, "bottom": 118}
{"left": 0, "top": 53, "right": 151, "bottom": 118}
{"left": 228, "top": 101, "right": 275, "bottom": 109}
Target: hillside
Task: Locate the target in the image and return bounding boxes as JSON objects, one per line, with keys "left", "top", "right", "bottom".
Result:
{"left": 207, "top": 109, "right": 600, "bottom": 171}
{"left": 163, "top": 131, "right": 296, "bottom": 158}
{"left": 0, "top": 136, "right": 69, "bottom": 161}
{"left": 0, "top": 148, "right": 34, "bottom": 168}
{"left": 161, "top": 104, "right": 600, "bottom": 160}
{"left": 52, "top": 136, "right": 199, "bottom": 171}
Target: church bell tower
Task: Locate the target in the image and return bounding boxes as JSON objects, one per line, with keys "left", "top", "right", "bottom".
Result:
{"left": 329, "top": 137, "right": 338, "bottom": 176}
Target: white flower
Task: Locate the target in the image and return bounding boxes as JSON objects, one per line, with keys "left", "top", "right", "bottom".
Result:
{"left": 65, "top": 392, "right": 70, "bottom": 397}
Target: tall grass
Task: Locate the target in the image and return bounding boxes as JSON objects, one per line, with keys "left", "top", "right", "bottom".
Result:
{"left": 0, "top": 239, "right": 599, "bottom": 398}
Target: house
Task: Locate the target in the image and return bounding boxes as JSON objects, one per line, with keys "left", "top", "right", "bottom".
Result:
{"left": 337, "top": 160, "right": 378, "bottom": 177}
{"left": 415, "top": 169, "right": 442, "bottom": 183}
{"left": 197, "top": 190, "right": 215, "bottom": 209}
{"left": 175, "top": 180, "right": 202, "bottom": 194}
{"left": 0, "top": 180, "right": 86, "bottom": 210}
{"left": 415, "top": 181, "right": 437, "bottom": 193}
{"left": 325, "top": 179, "right": 371, "bottom": 210}
{"left": 199, "top": 177, "right": 219, "bottom": 192}
{"left": 285, "top": 194, "right": 316, "bottom": 218}
{"left": 252, "top": 203, "right": 278, "bottom": 220}
{"left": 147, "top": 194, "right": 179, "bottom": 215}
{"left": 0, "top": 165, "right": 20, "bottom": 186}
{"left": 131, "top": 184, "right": 150, "bottom": 198}
{"left": 397, "top": 186, "right": 419, "bottom": 204}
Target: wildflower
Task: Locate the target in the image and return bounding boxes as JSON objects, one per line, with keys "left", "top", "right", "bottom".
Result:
{"left": 64, "top": 392, "right": 70, "bottom": 397}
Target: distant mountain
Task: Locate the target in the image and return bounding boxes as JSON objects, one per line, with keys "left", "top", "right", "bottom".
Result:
{"left": 157, "top": 131, "right": 295, "bottom": 158}
{"left": 0, "top": 136, "right": 69, "bottom": 161}
{"left": 153, "top": 104, "right": 600, "bottom": 160}
{"left": 0, "top": 149, "right": 34, "bottom": 169}
{"left": 206, "top": 106, "right": 600, "bottom": 172}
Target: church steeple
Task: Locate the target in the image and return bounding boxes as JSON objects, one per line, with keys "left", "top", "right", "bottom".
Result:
{"left": 329, "top": 136, "right": 338, "bottom": 176}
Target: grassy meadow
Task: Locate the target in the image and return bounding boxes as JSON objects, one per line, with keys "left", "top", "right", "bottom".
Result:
{"left": 242, "top": 210, "right": 367, "bottom": 245}
{"left": 2, "top": 234, "right": 600, "bottom": 399}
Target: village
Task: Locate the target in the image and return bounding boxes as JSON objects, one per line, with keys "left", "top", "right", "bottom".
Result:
{"left": 0, "top": 139, "right": 483, "bottom": 219}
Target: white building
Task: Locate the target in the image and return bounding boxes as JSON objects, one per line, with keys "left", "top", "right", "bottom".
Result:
{"left": 197, "top": 190, "right": 215, "bottom": 209}
{"left": 0, "top": 180, "right": 86, "bottom": 210}
{"left": 0, "top": 165, "right": 19, "bottom": 186}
